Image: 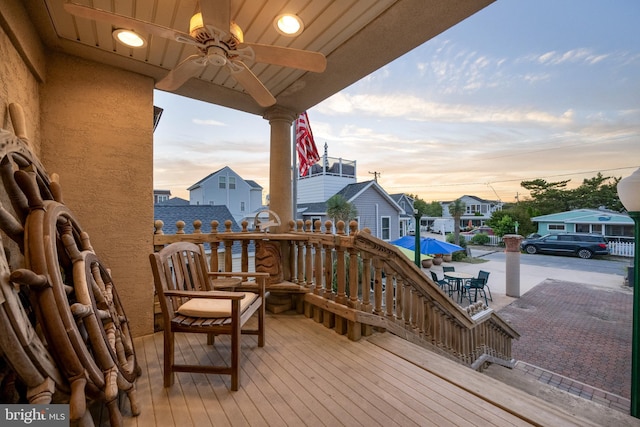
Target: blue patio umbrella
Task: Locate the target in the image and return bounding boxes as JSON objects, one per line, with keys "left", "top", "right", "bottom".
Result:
{"left": 391, "top": 236, "right": 463, "bottom": 255}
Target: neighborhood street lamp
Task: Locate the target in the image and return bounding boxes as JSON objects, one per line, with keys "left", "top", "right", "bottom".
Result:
{"left": 617, "top": 168, "right": 640, "bottom": 418}
{"left": 414, "top": 209, "right": 421, "bottom": 267}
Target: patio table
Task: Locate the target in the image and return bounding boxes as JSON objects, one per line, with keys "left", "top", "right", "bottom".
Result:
{"left": 444, "top": 272, "right": 474, "bottom": 301}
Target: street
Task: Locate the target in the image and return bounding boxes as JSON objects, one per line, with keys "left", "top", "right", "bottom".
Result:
{"left": 473, "top": 248, "right": 631, "bottom": 277}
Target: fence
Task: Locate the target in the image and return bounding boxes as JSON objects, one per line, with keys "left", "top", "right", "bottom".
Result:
{"left": 608, "top": 240, "right": 635, "bottom": 257}
{"left": 461, "top": 234, "right": 503, "bottom": 247}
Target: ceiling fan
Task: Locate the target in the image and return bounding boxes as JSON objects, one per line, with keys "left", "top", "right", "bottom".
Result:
{"left": 64, "top": 1, "right": 327, "bottom": 107}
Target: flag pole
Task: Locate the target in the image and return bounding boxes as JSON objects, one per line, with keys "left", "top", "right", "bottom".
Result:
{"left": 292, "top": 118, "right": 297, "bottom": 222}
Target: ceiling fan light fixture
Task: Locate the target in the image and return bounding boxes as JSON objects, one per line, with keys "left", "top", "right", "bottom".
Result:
{"left": 189, "top": 13, "right": 204, "bottom": 34}
{"left": 274, "top": 14, "right": 304, "bottom": 37}
{"left": 112, "top": 29, "right": 146, "bottom": 48}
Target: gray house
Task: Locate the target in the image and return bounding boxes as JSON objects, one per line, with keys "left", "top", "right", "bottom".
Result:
{"left": 297, "top": 180, "right": 403, "bottom": 241}
{"left": 390, "top": 193, "right": 415, "bottom": 237}
{"left": 187, "top": 166, "right": 264, "bottom": 224}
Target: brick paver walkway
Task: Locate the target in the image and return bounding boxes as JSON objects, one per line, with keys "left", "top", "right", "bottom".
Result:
{"left": 497, "top": 279, "right": 633, "bottom": 411}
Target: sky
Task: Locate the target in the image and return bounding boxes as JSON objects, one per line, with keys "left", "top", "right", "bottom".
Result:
{"left": 153, "top": 0, "right": 640, "bottom": 205}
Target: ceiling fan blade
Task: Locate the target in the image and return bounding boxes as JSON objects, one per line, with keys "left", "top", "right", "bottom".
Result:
{"left": 228, "top": 62, "right": 276, "bottom": 107}
{"left": 244, "top": 43, "right": 327, "bottom": 73}
{"left": 155, "top": 55, "right": 207, "bottom": 91}
{"left": 199, "top": 0, "right": 231, "bottom": 37}
{"left": 64, "top": 2, "right": 199, "bottom": 46}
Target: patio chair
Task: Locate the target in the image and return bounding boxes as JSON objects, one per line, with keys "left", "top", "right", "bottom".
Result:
{"left": 430, "top": 271, "right": 453, "bottom": 296}
{"left": 462, "top": 270, "right": 492, "bottom": 305}
{"left": 149, "top": 241, "right": 267, "bottom": 390}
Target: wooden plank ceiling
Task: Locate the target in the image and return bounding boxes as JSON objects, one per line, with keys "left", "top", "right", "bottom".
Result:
{"left": 27, "top": 0, "right": 495, "bottom": 115}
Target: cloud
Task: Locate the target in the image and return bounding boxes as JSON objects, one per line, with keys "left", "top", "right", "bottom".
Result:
{"left": 317, "top": 92, "right": 572, "bottom": 127}
{"left": 192, "top": 118, "right": 226, "bottom": 126}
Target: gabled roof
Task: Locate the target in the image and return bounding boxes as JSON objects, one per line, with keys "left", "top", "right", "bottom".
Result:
{"left": 441, "top": 195, "right": 501, "bottom": 204}
{"left": 244, "top": 180, "right": 263, "bottom": 189}
{"left": 390, "top": 193, "right": 414, "bottom": 203}
{"left": 531, "top": 209, "right": 633, "bottom": 225}
{"left": 297, "top": 202, "right": 330, "bottom": 215}
{"left": 187, "top": 166, "right": 264, "bottom": 191}
{"left": 335, "top": 180, "right": 402, "bottom": 212}
{"left": 153, "top": 205, "right": 241, "bottom": 235}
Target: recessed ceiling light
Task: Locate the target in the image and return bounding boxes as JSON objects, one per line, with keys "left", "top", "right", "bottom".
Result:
{"left": 274, "top": 14, "right": 304, "bottom": 37}
{"left": 112, "top": 29, "right": 146, "bottom": 48}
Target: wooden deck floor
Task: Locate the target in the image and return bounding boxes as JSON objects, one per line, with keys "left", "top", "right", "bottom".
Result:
{"left": 95, "top": 313, "right": 598, "bottom": 427}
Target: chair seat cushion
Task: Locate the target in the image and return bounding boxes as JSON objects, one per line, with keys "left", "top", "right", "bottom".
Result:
{"left": 177, "top": 292, "right": 258, "bottom": 318}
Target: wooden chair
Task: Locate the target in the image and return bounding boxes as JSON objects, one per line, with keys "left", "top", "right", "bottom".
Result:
{"left": 149, "top": 241, "right": 268, "bottom": 390}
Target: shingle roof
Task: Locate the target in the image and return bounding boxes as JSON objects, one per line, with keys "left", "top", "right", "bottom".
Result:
{"left": 245, "top": 180, "right": 263, "bottom": 189}
{"left": 157, "top": 197, "right": 189, "bottom": 206}
{"left": 334, "top": 180, "right": 373, "bottom": 201}
{"left": 153, "top": 205, "right": 241, "bottom": 234}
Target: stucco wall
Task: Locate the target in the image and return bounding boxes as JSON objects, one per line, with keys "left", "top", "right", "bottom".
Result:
{"left": 40, "top": 53, "right": 155, "bottom": 337}
{"left": 0, "top": 24, "right": 40, "bottom": 152}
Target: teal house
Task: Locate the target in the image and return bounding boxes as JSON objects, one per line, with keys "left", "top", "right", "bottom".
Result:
{"left": 531, "top": 209, "right": 634, "bottom": 241}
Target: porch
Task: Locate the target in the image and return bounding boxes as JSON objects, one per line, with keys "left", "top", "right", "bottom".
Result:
{"left": 102, "top": 313, "right": 598, "bottom": 427}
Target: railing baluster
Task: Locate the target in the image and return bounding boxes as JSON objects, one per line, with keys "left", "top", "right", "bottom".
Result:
{"left": 335, "top": 232, "right": 347, "bottom": 305}
{"left": 304, "top": 220, "right": 314, "bottom": 289}
{"left": 361, "top": 253, "right": 372, "bottom": 313}
{"left": 385, "top": 270, "right": 394, "bottom": 318}
{"left": 373, "top": 259, "right": 383, "bottom": 315}
{"left": 313, "top": 221, "right": 323, "bottom": 295}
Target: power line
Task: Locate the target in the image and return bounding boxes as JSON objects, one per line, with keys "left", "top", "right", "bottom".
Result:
{"left": 385, "top": 165, "right": 639, "bottom": 189}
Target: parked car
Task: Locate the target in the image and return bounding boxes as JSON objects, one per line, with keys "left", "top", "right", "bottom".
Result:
{"left": 462, "top": 226, "right": 494, "bottom": 236}
{"left": 520, "top": 233, "right": 609, "bottom": 259}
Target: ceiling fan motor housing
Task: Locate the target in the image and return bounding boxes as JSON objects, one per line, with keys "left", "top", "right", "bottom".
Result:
{"left": 206, "top": 46, "right": 228, "bottom": 66}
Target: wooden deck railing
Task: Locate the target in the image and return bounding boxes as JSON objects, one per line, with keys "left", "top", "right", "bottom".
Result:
{"left": 152, "top": 218, "right": 519, "bottom": 369}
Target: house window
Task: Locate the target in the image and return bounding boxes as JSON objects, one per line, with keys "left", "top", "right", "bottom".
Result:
{"left": 381, "top": 216, "right": 390, "bottom": 240}
{"left": 606, "top": 224, "right": 634, "bottom": 237}
{"left": 240, "top": 201, "right": 245, "bottom": 212}
{"left": 229, "top": 177, "right": 236, "bottom": 189}
{"left": 466, "top": 204, "right": 480, "bottom": 214}
{"left": 219, "top": 176, "right": 226, "bottom": 189}
{"left": 576, "top": 224, "right": 590, "bottom": 233}
{"left": 548, "top": 224, "right": 565, "bottom": 231}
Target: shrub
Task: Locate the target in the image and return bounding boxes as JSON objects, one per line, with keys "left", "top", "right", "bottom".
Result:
{"left": 470, "top": 233, "right": 490, "bottom": 246}
{"left": 446, "top": 234, "right": 467, "bottom": 261}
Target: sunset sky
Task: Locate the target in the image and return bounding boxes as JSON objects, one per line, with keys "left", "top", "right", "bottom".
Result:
{"left": 153, "top": 0, "right": 640, "bottom": 205}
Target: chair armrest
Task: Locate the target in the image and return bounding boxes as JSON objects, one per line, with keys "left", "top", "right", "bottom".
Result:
{"left": 163, "top": 290, "right": 246, "bottom": 300}
{"left": 207, "top": 272, "right": 268, "bottom": 296}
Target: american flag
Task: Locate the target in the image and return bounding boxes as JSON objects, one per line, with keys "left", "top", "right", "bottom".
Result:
{"left": 295, "top": 112, "right": 320, "bottom": 177}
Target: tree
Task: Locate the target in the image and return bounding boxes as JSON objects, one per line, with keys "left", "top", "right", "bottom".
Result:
{"left": 568, "top": 173, "right": 623, "bottom": 212}
{"left": 326, "top": 195, "right": 358, "bottom": 224}
{"left": 486, "top": 208, "right": 536, "bottom": 237}
{"left": 408, "top": 194, "right": 442, "bottom": 216}
{"left": 448, "top": 198, "right": 465, "bottom": 246}
{"left": 520, "top": 179, "right": 571, "bottom": 215}
{"left": 519, "top": 173, "right": 624, "bottom": 215}
{"left": 424, "top": 201, "right": 443, "bottom": 217}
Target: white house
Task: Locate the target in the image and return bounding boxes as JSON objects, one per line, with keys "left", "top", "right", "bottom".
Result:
{"left": 441, "top": 195, "right": 503, "bottom": 228}
{"left": 187, "top": 166, "right": 264, "bottom": 224}
{"left": 296, "top": 143, "right": 357, "bottom": 204}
